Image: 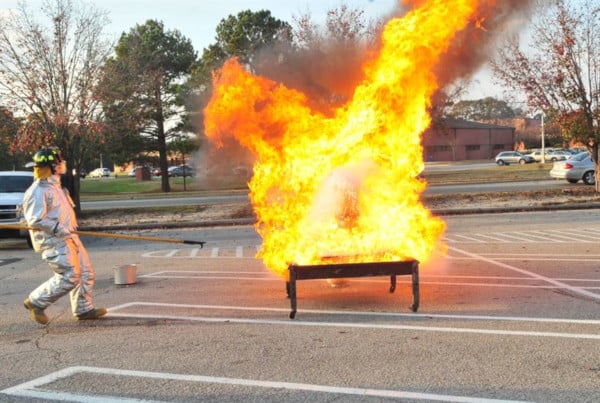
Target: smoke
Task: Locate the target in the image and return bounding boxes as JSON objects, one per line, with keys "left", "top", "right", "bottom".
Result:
{"left": 253, "top": 0, "right": 536, "bottom": 107}
{"left": 252, "top": 2, "right": 406, "bottom": 114}
{"left": 255, "top": 43, "right": 369, "bottom": 114}
{"left": 433, "top": 0, "right": 536, "bottom": 90}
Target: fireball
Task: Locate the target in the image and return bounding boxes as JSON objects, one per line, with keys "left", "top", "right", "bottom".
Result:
{"left": 204, "top": 1, "right": 480, "bottom": 276}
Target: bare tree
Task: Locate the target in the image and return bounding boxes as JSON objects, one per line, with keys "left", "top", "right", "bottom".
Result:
{"left": 492, "top": 0, "right": 600, "bottom": 189}
{"left": 0, "top": 0, "right": 113, "bottom": 209}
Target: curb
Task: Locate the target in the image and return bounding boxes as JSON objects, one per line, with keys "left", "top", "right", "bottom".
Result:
{"left": 433, "top": 202, "right": 600, "bottom": 216}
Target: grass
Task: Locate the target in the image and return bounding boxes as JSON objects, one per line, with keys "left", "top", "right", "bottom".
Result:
{"left": 421, "top": 162, "right": 553, "bottom": 185}
{"left": 80, "top": 175, "right": 250, "bottom": 200}
{"left": 81, "top": 162, "right": 554, "bottom": 198}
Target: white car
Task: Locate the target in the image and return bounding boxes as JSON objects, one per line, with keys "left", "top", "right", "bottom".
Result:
{"left": 549, "top": 152, "right": 595, "bottom": 185}
{"left": 548, "top": 150, "right": 571, "bottom": 161}
{"left": 89, "top": 167, "right": 111, "bottom": 178}
{"left": 0, "top": 171, "right": 34, "bottom": 246}
{"left": 530, "top": 150, "right": 568, "bottom": 162}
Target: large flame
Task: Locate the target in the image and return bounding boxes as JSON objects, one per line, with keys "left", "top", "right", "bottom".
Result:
{"left": 204, "top": 1, "right": 479, "bottom": 276}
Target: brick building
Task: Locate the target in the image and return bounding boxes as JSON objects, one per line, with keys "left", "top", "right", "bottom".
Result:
{"left": 422, "top": 118, "right": 515, "bottom": 161}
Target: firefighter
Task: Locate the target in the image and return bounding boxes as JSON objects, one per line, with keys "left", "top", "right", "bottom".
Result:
{"left": 22, "top": 148, "right": 106, "bottom": 324}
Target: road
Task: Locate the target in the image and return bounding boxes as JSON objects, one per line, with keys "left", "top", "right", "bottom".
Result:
{"left": 80, "top": 180, "right": 569, "bottom": 210}
{"left": 1, "top": 209, "right": 598, "bottom": 402}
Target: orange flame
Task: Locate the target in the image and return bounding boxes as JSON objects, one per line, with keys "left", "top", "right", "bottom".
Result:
{"left": 204, "top": 1, "right": 479, "bottom": 276}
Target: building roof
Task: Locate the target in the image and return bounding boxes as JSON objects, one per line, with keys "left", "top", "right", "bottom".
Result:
{"left": 434, "top": 117, "right": 515, "bottom": 130}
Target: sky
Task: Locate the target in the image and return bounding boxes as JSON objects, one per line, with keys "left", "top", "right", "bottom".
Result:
{"left": 0, "top": 0, "right": 399, "bottom": 50}
{"left": 0, "top": 0, "right": 507, "bottom": 100}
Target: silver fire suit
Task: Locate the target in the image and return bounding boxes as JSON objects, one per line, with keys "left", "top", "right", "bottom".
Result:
{"left": 22, "top": 175, "right": 96, "bottom": 316}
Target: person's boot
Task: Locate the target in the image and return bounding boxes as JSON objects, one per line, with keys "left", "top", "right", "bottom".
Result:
{"left": 24, "top": 298, "right": 48, "bottom": 325}
{"left": 76, "top": 307, "right": 107, "bottom": 320}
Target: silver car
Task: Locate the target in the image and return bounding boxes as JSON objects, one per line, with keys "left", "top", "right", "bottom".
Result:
{"left": 495, "top": 151, "right": 534, "bottom": 165}
{"left": 549, "top": 152, "right": 595, "bottom": 185}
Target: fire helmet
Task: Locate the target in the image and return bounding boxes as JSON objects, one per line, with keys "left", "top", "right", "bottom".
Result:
{"left": 32, "top": 148, "right": 62, "bottom": 168}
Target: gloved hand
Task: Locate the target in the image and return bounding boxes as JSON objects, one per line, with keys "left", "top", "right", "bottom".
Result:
{"left": 53, "top": 224, "right": 70, "bottom": 238}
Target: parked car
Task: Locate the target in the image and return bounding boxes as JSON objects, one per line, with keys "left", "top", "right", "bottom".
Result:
{"left": 549, "top": 152, "right": 595, "bottom": 185}
{"left": 548, "top": 150, "right": 571, "bottom": 161}
{"left": 168, "top": 164, "right": 195, "bottom": 177}
{"left": 529, "top": 150, "right": 568, "bottom": 162}
{"left": 88, "top": 167, "right": 111, "bottom": 178}
{"left": 495, "top": 151, "right": 534, "bottom": 165}
{"left": 0, "top": 171, "right": 34, "bottom": 246}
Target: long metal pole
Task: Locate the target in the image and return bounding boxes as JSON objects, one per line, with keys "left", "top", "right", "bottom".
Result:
{"left": 0, "top": 224, "right": 205, "bottom": 247}
{"left": 541, "top": 112, "right": 546, "bottom": 164}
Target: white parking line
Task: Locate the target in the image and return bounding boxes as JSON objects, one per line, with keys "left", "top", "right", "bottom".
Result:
{"left": 443, "top": 228, "right": 600, "bottom": 244}
{"left": 467, "top": 233, "right": 511, "bottom": 243}
{"left": 448, "top": 255, "right": 600, "bottom": 262}
{"left": 513, "top": 232, "right": 556, "bottom": 242}
{"left": 447, "top": 234, "right": 486, "bottom": 243}
{"left": 111, "top": 302, "right": 600, "bottom": 325}
{"left": 531, "top": 229, "right": 588, "bottom": 242}
{"left": 105, "top": 302, "right": 600, "bottom": 340}
{"left": 138, "top": 270, "right": 600, "bottom": 290}
{"left": 448, "top": 246, "right": 600, "bottom": 301}
{"left": 1, "top": 366, "right": 531, "bottom": 403}
{"left": 137, "top": 271, "right": 600, "bottom": 290}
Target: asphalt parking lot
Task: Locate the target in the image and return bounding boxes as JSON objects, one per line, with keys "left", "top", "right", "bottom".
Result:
{"left": 1, "top": 210, "right": 599, "bottom": 402}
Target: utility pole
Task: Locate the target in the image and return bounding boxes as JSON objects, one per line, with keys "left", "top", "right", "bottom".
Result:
{"left": 541, "top": 112, "right": 546, "bottom": 164}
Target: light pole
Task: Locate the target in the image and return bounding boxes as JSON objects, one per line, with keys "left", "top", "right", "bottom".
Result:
{"left": 540, "top": 112, "right": 546, "bottom": 164}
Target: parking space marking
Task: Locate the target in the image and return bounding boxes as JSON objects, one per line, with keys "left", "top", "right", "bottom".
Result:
{"left": 142, "top": 247, "right": 260, "bottom": 259}
{"left": 136, "top": 228, "right": 598, "bottom": 259}
{"left": 104, "top": 302, "right": 600, "bottom": 340}
{"left": 549, "top": 228, "right": 600, "bottom": 241}
{"left": 139, "top": 227, "right": 598, "bottom": 256}
{"left": 444, "top": 228, "right": 600, "bottom": 244}
{"left": 111, "top": 302, "right": 600, "bottom": 325}
{"left": 1, "top": 366, "right": 531, "bottom": 403}
{"left": 419, "top": 273, "right": 600, "bottom": 283}
{"left": 449, "top": 234, "right": 487, "bottom": 243}
{"left": 449, "top": 246, "right": 600, "bottom": 301}
{"left": 138, "top": 271, "right": 600, "bottom": 290}
{"left": 142, "top": 270, "right": 276, "bottom": 282}
{"left": 138, "top": 270, "right": 600, "bottom": 290}
{"left": 448, "top": 253, "right": 600, "bottom": 262}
